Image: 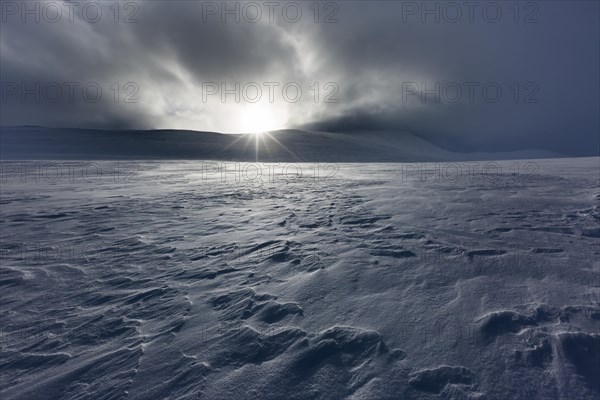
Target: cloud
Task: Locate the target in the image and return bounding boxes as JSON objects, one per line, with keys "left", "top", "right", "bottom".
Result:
{"left": 293, "top": 1, "right": 600, "bottom": 155}
{"left": 0, "top": 0, "right": 598, "bottom": 155}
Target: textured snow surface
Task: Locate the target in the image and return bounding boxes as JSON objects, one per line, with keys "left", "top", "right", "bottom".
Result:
{"left": 1, "top": 158, "right": 599, "bottom": 399}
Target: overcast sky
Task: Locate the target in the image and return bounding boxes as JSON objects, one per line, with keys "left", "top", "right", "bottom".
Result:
{"left": 1, "top": 0, "right": 598, "bottom": 155}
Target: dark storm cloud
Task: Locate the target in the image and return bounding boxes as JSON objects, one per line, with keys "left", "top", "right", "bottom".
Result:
{"left": 0, "top": 0, "right": 598, "bottom": 155}
{"left": 294, "top": 1, "right": 600, "bottom": 155}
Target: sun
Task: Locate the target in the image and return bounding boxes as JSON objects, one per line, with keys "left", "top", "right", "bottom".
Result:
{"left": 240, "top": 105, "right": 284, "bottom": 134}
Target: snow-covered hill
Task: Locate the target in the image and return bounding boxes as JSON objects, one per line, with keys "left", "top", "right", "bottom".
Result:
{"left": 0, "top": 126, "right": 560, "bottom": 162}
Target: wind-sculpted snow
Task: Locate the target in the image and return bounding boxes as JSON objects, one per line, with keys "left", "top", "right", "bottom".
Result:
{"left": 0, "top": 158, "right": 598, "bottom": 399}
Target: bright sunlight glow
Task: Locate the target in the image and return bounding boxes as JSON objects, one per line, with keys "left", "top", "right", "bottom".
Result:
{"left": 239, "top": 105, "right": 285, "bottom": 134}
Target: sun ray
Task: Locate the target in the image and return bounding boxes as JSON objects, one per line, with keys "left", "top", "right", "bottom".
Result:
{"left": 263, "top": 132, "right": 301, "bottom": 161}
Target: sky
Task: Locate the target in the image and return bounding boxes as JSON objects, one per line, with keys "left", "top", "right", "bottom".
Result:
{"left": 1, "top": 0, "right": 598, "bottom": 155}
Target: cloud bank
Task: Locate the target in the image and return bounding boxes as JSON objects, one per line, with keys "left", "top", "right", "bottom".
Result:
{"left": 1, "top": 0, "right": 598, "bottom": 155}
